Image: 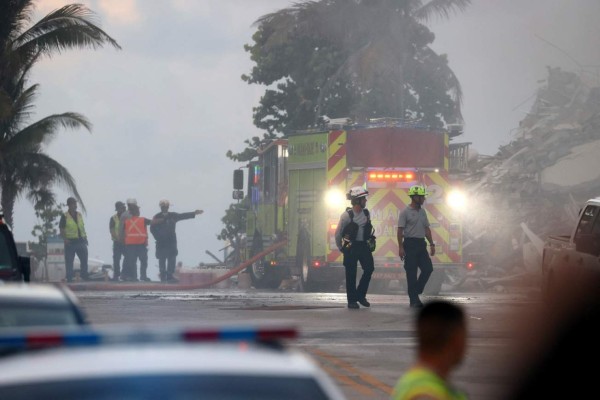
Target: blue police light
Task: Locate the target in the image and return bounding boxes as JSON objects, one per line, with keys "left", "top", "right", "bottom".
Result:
{"left": 0, "top": 325, "right": 298, "bottom": 351}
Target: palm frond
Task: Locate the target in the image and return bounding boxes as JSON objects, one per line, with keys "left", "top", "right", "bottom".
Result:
{"left": 413, "top": 0, "right": 471, "bottom": 23}
{"left": 8, "top": 112, "right": 91, "bottom": 150}
{"left": 12, "top": 3, "right": 121, "bottom": 59}
{"left": 19, "top": 152, "right": 85, "bottom": 213}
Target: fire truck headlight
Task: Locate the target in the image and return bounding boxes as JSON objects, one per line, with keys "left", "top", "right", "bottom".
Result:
{"left": 446, "top": 190, "right": 467, "bottom": 211}
{"left": 325, "top": 189, "right": 346, "bottom": 209}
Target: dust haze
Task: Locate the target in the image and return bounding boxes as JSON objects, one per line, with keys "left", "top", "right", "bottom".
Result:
{"left": 10, "top": 1, "right": 600, "bottom": 277}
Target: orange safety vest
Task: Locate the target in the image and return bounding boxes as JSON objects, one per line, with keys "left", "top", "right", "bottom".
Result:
{"left": 124, "top": 216, "right": 148, "bottom": 245}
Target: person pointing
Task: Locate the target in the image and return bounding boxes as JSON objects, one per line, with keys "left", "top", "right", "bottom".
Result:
{"left": 150, "top": 200, "right": 203, "bottom": 283}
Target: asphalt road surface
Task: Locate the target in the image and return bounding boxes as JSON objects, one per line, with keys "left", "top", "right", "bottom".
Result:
{"left": 76, "top": 286, "right": 541, "bottom": 400}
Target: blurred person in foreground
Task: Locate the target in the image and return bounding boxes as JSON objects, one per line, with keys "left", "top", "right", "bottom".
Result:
{"left": 150, "top": 200, "right": 203, "bottom": 283}
{"left": 59, "top": 197, "right": 89, "bottom": 282}
{"left": 391, "top": 300, "right": 468, "bottom": 400}
{"left": 500, "top": 269, "right": 600, "bottom": 399}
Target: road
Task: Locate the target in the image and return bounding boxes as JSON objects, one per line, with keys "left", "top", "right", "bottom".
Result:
{"left": 76, "top": 286, "right": 541, "bottom": 400}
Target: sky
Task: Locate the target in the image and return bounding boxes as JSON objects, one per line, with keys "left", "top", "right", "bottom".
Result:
{"left": 11, "top": 0, "right": 600, "bottom": 270}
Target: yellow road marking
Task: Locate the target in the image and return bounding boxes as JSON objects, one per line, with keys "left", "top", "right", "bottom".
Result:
{"left": 309, "top": 348, "right": 394, "bottom": 395}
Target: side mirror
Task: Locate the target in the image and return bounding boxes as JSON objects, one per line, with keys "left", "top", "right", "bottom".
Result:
{"left": 232, "top": 190, "right": 244, "bottom": 200}
{"left": 233, "top": 170, "right": 244, "bottom": 190}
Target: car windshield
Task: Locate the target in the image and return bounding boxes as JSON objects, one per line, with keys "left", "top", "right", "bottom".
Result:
{"left": 0, "top": 305, "right": 79, "bottom": 328}
{"left": 0, "top": 375, "right": 332, "bottom": 400}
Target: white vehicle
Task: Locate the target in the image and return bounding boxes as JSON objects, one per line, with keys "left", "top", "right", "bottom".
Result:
{"left": 0, "top": 283, "right": 88, "bottom": 328}
{"left": 0, "top": 324, "right": 347, "bottom": 400}
{"left": 542, "top": 197, "right": 600, "bottom": 303}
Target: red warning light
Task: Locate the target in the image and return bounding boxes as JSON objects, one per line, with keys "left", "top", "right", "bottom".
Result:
{"left": 368, "top": 171, "right": 416, "bottom": 182}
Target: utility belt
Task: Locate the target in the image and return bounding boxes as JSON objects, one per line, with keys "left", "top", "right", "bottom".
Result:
{"left": 404, "top": 237, "right": 425, "bottom": 242}
{"left": 403, "top": 237, "right": 426, "bottom": 249}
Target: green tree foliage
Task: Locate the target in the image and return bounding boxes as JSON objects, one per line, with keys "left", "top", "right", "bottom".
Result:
{"left": 0, "top": 2, "right": 121, "bottom": 226}
{"left": 217, "top": 201, "right": 248, "bottom": 267}
{"left": 29, "top": 201, "right": 64, "bottom": 263}
{"left": 238, "top": 0, "right": 469, "bottom": 145}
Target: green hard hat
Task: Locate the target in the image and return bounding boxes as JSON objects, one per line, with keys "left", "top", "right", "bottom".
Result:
{"left": 408, "top": 185, "right": 427, "bottom": 196}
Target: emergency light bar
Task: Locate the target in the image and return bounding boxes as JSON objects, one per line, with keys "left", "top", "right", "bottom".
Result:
{"left": 0, "top": 325, "right": 298, "bottom": 351}
{"left": 367, "top": 171, "right": 415, "bottom": 182}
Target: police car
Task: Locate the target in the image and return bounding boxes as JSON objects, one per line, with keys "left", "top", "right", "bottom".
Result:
{"left": 0, "top": 283, "right": 88, "bottom": 328}
{"left": 0, "top": 325, "right": 347, "bottom": 399}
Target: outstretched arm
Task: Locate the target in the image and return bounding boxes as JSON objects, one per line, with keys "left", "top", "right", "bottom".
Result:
{"left": 175, "top": 210, "right": 203, "bottom": 222}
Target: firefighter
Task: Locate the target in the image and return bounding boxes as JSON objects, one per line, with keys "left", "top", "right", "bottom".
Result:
{"left": 397, "top": 185, "right": 436, "bottom": 308}
{"left": 335, "top": 186, "right": 375, "bottom": 309}
{"left": 59, "top": 197, "right": 89, "bottom": 282}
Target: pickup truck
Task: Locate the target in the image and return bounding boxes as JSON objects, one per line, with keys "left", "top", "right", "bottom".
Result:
{"left": 0, "top": 213, "right": 30, "bottom": 282}
{"left": 542, "top": 197, "right": 600, "bottom": 302}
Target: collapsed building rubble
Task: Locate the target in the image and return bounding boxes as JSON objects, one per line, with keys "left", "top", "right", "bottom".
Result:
{"left": 462, "top": 66, "right": 600, "bottom": 288}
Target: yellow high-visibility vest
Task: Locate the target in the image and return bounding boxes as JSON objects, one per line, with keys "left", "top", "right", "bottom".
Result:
{"left": 111, "top": 214, "right": 121, "bottom": 241}
{"left": 64, "top": 212, "right": 86, "bottom": 240}
{"left": 391, "top": 367, "right": 467, "bottom": 400}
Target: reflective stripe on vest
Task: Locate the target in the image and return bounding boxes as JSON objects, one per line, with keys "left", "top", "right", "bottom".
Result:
{"left": 124, "top": 217, "right": 148, "bottom": 245}
{"left": 64, "top": 212, "right": 86, "bottom": 239}
{"left": 111, "top": 214, "right": 121, "bottom": 240}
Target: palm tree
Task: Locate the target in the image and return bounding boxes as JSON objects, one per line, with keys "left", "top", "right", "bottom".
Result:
{"left": 0, "top": 2, "right": 121, "bottom": 227}
{"left": 254, "top": 0, "right": 469, "bottom": 126}
{"left": 0, "top": 84, "right": 91, "bottom": 226}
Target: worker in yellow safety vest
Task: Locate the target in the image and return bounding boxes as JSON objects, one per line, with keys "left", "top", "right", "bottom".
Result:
{"left": 59, "top": 197, "right": 89, "bottom": 282}
{"left": 109, "top": 201, "right": 126, "bottom": 281}
{"left": 390, "top": 301, "right": 468, "bottom": 400}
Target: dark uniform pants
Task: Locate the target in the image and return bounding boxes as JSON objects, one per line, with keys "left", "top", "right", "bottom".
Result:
{"left": 64, "top": 239, "right": 88, "bottom": 282}
{"left": 156, "top": 242, "right": 178, "bottom": 281}
{"left": 403, "top": 238, "right": 433, "bottom": 304}
{"left": 123, "top": 244, "right": 148, "bottom": 280}
{"left": 343, "top": 241, "right": 375, "bottom": 304}
{"left": 112, "top": 241, "right": 125, "bottom": 278}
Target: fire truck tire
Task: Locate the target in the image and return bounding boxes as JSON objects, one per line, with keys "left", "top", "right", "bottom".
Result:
{"left": 296, "top": 232, "right": 323, "bottom": 292}
{"left": 247, "top": 232, "right": 283, "bottom": 289}
{"left": 296, "top": 238, "right": 312, "bottom": 292}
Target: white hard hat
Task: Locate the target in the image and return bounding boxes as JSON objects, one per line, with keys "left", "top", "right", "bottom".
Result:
{"left": 126, "top": 198, "right": 137, "bottom": 206}
{"left": 159, "top": 199, "right": 170, "bottom": 207}
{"left": 346, "top": 186, "right": 368, "bottom": 200}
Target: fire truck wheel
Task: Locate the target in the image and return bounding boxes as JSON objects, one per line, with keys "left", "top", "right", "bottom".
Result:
{"left": 247, "top": 232, "right": 283, "bottom": 290}
{"left": 296, "top": 239, "right": 312, "bottom": 292}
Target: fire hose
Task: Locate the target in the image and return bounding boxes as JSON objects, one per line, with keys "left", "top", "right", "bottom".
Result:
{"left": 68, "top": 239, "right": 288, "bottom": 291}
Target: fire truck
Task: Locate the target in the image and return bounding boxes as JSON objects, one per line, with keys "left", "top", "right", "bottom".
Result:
{"left": 233, "top": 119, "right": 470, "bottom": 293}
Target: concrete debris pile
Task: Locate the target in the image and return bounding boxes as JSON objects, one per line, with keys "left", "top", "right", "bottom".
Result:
{"left": 463, "top": 66, "right": 600, "bottom": 280}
